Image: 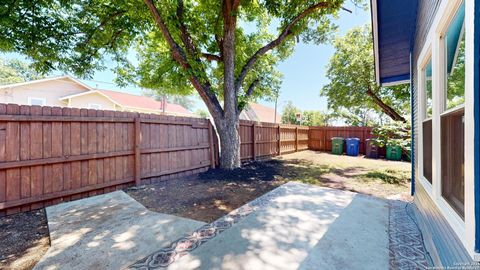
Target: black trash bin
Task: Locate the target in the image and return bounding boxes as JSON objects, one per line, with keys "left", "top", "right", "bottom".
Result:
{"left": 365, "top": 139, "right": 379, "bottom": 159}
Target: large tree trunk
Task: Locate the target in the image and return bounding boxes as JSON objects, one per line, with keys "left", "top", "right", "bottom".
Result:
{"left": 215, "top": 116, "right": 241, "bottom": 169}
{"left": 215, "top": 0, "right": 241, "bottom": 169}
{"left": 366, "top": 86, "right": 406, "bottom": 122}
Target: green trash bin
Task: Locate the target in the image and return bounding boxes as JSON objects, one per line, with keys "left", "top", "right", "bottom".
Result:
{"left": 386, "top": 145, "right": 402, "bottom": 161}
{"left": 331, "top": 137, "right": 344, "bottom": 155}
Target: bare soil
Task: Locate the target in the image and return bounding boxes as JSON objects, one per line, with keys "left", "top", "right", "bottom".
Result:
{"left": 0, "top": 209, "right": 49, "bottom": 270}
{"left": 127, "top": 151, "right": 412, "bottom": 222}
{"left": 0, "top": 150, "right": 411, "bottom": 268}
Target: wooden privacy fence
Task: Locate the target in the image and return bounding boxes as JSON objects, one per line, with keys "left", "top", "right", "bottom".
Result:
{"left": 308, "top": 126, "right": 374, "bottom": 154}
{"left": 0, "top": 104, "right": 375, "bottom": 215}
{"left": 0, "top": 104, "right": 215, "bottom": 216}
{"left": 239, "top": 120, "right": 309, "bottom": 160}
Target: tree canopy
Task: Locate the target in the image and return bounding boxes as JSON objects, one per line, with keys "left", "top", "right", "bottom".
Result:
{"left": 0, "top": 58, "right": 42, "bottom": 85}
{"left": 321, "top": 25, "right": 410, "bottom": 122}
{"left": 1, "top": 0, "right": 365, "bottom": 168}
{"left": 0, "top": 0, "right": 362, "bottom": 109}
{"left": 281, "top": 101, "right": 301, "bottom": 124}
{"left": 281, "top": 101, "right": 330, "bottom": 126}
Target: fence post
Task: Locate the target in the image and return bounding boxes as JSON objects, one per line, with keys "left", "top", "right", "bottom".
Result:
{"left": 208, "top": 121, "right": 216, "bottom": 169}
{"left": 295, "top": 127, "right": 298, "bottom": 152}
{"left": 252, "top": 123, "right": 257, "bottom": 160}
{"left": 362, "top": 128, "right": 366, "bottom": 154}
{"left": 277, "top": 125, "right": 281, "bottom": 155}
{"left": 323, "top": 128, "right": 327, "bottom": 151}
{"left": 134, "top": 117, "right": 141, "bottom": 186}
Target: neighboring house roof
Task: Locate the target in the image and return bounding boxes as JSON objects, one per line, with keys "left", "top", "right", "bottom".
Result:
{"left": 371, "top": 0, "right": 418, "bottom": 86}
{"left": 240, "top": 103, "right": 280, "bottom": 123}
{"left": 0, "top": 75, "right": 94, "bottom": 90}
{"left": 60, "top": 89, "right": 193, "bottom": 116}
{"left": 99, "top": 89, "right": 192, "bottom": 115}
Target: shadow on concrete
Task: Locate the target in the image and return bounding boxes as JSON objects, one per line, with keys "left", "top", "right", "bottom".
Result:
{"left": 33, "top": 191, "right": 205, "bottom": 270}
{"left": 165, "top": 183, "right": 390, "bottom": 270}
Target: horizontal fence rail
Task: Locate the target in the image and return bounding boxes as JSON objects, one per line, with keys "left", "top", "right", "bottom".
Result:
{"left": 308, "top": 126, "right": 373, "bottom": 154}
{"left": 0, "top": 103, "right": 375, "bottom": 215}
{"left": 0, "top": 104, "right": 215, "bottom": 216}
{"left": 239, "top": 120, "right": 309, "bottom": 161}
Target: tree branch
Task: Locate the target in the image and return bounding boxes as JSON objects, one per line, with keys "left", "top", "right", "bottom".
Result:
{"left": 83, "top": 11, "right": 125, "bottom": 46}
{"left": 143, "top": 0, "right": 188, "bottom": 68}
{"left": 201, "top": 52, "right": 222, "bottom": 62}
{"left": 366, "top": 86, "right": 406, "bottom": 122}
{"left": 176, "top": 0, "right": 197, "bottom": 56}
{"left": 143, "top": 0, "right": 223, "bottom": 118}
{"left": 245, "top": 79, "right": 260, "bottom": 98}
{"left": 235, "top": 1, "right": 335, "bottom": 92}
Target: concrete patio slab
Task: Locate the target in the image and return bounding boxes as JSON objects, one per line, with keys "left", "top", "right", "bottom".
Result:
{"left": 132, "top": 182, "right": 390, "bottom": 270}
{"left": 34, "top": 191, "right": 205, "bottom": 270}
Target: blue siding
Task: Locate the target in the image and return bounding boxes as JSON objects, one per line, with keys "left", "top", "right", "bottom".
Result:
{"left": 411, "top": 0, "right": 472, "bottom": 266}
{"left": 410, "top": 52, "right": 415, "bottom": 195}
{"left": 414, "top": 184, "right": 472, "bottom": 266}
{"left": 375, "top": 0, "right": 418, "bottom": 84}
{"left": 474, "top": 0, "right": 480, "bottom": 253}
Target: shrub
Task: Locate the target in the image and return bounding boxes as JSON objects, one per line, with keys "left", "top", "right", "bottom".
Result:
{"left": 371, "top": 121, "right": 411, "bottom": 160}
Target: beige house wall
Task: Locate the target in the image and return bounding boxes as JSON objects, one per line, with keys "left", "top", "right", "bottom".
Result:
{"left": 67, "top": 93, "right": 117, "bottom": 110}
{"left": 0, "top": 78, "right": 89, "bottom": 106}
{"left": 0, "top": 77, "right": 193, "bottom": 117}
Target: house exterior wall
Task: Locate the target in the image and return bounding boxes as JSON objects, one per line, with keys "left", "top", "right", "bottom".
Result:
{"left": 68, "top": 92, "right": 117, "bottom": 110}
{"left": 412, "top": 0, "right": 474, "bottom": 265}
{"left": 414, "top": 182, "right": 472, "bottom": 265}
{"left": 0, "top": 78, "right": 88, "bottom": 106}
{"left": 474, "top": 0, "right": 480, "bottom": 255}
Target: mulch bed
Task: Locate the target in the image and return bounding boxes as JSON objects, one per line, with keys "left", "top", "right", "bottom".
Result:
{"left": 0, "top": 209, "right": 50, "bottom": 270}
{"left": 126, "top": 160, "right": 286, "bottom": 223}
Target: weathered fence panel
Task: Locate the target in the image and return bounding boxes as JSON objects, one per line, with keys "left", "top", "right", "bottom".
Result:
{"left": 308, "top": 126, "right": 373, "bottom": 154}
{"left": 239, "top": 120, "right": 308, "bottom": 161}
{"left": 0, "top": 104, "right": 214, "bottom": 216}
{"left": 0, "top": 104, "right": 376, "bottom": 216}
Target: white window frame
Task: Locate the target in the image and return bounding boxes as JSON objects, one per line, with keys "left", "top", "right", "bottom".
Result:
{"left": 27, "top": 97, "right": 46, "bottom": 106}
{"left": 418, "top": 50, "right": 434, "bottom": 194}
{"left": 416, "top": 0, "right": 477, "bottom": 259}
{"left": 88, "top": 103, "right": 102, "bottom": 110}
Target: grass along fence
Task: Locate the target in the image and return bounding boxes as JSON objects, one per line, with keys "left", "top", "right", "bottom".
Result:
{"left": 0, "top": 104, "right": 374, "bottom": 215}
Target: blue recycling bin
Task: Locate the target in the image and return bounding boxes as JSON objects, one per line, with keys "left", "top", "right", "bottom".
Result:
{"left": 345, "top": 138, "right": 360, "bottom": 156}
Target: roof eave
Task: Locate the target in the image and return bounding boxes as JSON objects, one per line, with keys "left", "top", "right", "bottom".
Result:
{"left": 371, "top": 0, "right": 381, "bottom": 85}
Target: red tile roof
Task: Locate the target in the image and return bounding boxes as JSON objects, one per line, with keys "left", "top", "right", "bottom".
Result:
{"left": 98, "top": 89, "right": 192, "bottom": 115}
{"left": 240, "top": 103, "right": 281, "bottom": 123}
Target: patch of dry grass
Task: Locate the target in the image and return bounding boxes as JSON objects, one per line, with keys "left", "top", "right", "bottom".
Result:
{"left": 276, "top": 151, "right": 411, "bottom": 200}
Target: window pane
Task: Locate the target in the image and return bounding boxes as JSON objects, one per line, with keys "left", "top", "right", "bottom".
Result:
{"left": 29, "top": 98, "right": 45, "bottom": 106}
{"left": 423, "top": 119, "right": 432, "bottom": 183}
{"left": 445, "top": 4, "right": 465, "bottom": 110}
{"left": 89, "top": 104, "right": 102, "bottom": 109}
{"left": 441, "top": 108, "right": 464, "bottom": 219}
{"left": 425, "top": 60, "right": 433, "bottom": 118}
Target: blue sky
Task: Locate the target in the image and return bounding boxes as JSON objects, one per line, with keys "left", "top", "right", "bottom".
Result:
{"left": 274, "top": 5, "right": 370, "bottom": 113}
{"left": 4, "top": 4, "right": 370, "bottom": 114}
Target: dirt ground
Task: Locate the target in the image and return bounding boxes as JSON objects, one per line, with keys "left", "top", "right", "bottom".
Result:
{"left": 127, "top": 151, "right": 412, "bottom": 223}
{"left": 0, "top": 150, "right": 411, "bottom": 269}
{"left": 0, "top": 209, "right": 49, "bottom": 270}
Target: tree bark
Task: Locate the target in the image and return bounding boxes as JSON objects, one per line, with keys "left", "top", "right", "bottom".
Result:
{"left": 366, "top": 86, "right": 406, "bottom": 122}
{"left": 215, "top": 116, "right": 241, "bottom": 169}
{"left": 217, "top": 0, "right": 241, "bottom": 169}
{"left": 143, "top": 0, "right": 335, "bottom": 169}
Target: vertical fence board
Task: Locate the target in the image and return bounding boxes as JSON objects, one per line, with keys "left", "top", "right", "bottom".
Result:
{"left": 5, "top": 105, "right": 20, "bottom": 214}
{"left": 19, "top": 106, "right": 31, "bottom": 211}
{"left": 0, "top": 103, "right": 376, "bottom": 215}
